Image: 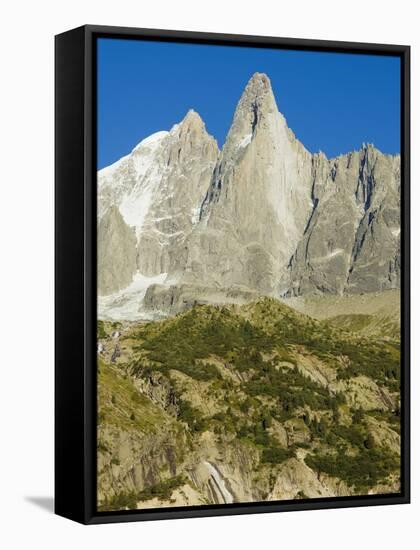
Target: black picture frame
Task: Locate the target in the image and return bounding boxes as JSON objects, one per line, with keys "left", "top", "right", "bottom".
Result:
{"left": 55, "top": 24, "right": 410, "bottom": 525}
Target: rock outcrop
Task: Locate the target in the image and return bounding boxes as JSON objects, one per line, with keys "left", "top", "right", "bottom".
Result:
{"left": 288, "top": 145, "right": 400, "bottom": 295}
{"left": 97, "top": 206, "right": 137, "bottom": 295}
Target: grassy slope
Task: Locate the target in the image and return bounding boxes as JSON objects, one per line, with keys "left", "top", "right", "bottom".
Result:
{"left": 98, "top": 357, "right": 169, "bottom": 434}
{"left": 282, "top": 289, "right": 400, "bottom": 320}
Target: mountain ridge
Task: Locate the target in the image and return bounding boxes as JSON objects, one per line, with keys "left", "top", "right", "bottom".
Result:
{"left": 97, "top": 72, "right": 400, "bottom": 318}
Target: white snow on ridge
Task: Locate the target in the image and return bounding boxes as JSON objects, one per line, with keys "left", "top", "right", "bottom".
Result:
{"left": 98, "top": 124, "right": 189, "bottom": 229}
{"left": 98, "top": 154, "right": 130, "bottom": 179}
{"left": 98, "top": 272, "right": 167, "bottom": 321}
{"left": 132, "top": 131, "right": 168, "bottom": 152}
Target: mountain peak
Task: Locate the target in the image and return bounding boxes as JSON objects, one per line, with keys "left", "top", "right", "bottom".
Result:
{"left": 180, "top": 109, "right": 205, "bottom": 129}
{"left": 173, "top": 109, "right": 218, "bottom": 154}
{"left": 231, "top": 72, "right": 278, "bottom": 133}
{"left": 219, "top": 71, "right": 280, "bottom": 156}
{"left": 245, "top": 72, "right": 272, "bottom": 94}
{"left": 240, "top": 72, "right": 275, "bottom": 107}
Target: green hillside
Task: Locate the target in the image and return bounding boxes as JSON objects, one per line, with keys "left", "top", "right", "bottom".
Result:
{"left": 97, "top": 297, "right": 401, "bottom": 511}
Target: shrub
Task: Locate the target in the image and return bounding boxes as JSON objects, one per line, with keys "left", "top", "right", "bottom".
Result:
{"left": 99, "top": 476, "right": 186, "bottom": 511}
{"left": 262, "top": 446, "right": 294, "bottom": 464}
{"left": 177, "top": 399, "right": 208, "bottom": 433}
{"left": 97, "top": 320, "right": 107, "bottom": 339}
{"left": 97, "top": 440, "right": 109, "bottom": 453}
{"left": 305, "top": 447, "right": 398, "bottom": 490}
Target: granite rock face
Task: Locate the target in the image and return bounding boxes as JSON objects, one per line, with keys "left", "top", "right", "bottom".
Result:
{"left": 97, "top": 206, "right": 137, "bottom": 295}
{"left": 287, "top": 145, "right": 400, "bottom": 295}
{"left": 97, "top": 72, "right": 400, "bottom": 314}
{"left": 135, "top": 110, "right": 219, "bottom": 278}
{"left": 97, "top": 110, "right": 218, "bottom": 293}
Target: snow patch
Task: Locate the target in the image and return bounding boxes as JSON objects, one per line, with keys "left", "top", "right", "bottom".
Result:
{"left": 98, "top": 129, "right": 169, "bottom": 224}
{"left": 391, "top": 228, "right": 400, "bottom": 237}
{"left": 191, "top": 206, "right": 201, "bottom": 225}
{"left": 117, "top": 134, "right": 169, "bottom": 237}
{"left": 238, "top": 134, "right": 252, "bottom": 149}
{"left": 327, "top": 248, "right": 344, "bottom": 258}
{"left": 98, "top": 272, "right": 167, "bottom": 321}
{"left": 321, "top": 249, "right": 344, "bottom": 260}
{"left": 119, "top": 183, "right": 155, "bottom": 238}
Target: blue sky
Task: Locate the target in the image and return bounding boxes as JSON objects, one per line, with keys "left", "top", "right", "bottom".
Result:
{"left": 97, "top": 38, "right": 400, "bottom": 169}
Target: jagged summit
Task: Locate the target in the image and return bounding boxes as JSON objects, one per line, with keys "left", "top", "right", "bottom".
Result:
{"left": 131, "top": 130, "right": 169, "bottom": 154}
{"left": 179, "top": 70, "right": 315, "bottom": 298}
{"left": 244, "top": 72, "right": 273, "bottom": 94}
{"left": 175, "top": 108, "right": 215, "bottom": 144}
{"left": 97, "top": 101, "right": 219, "bottom": 296}
{"left": 229, "top": 72, "right": 279, "bottom": 137}
{"left": 181, "top": 108, "right": 204, "bottom": 126}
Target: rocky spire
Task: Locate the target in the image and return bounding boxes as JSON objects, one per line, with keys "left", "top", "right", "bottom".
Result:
{"left": 166, "top": 109, "right": 218, "bottom": 166}
{"left": 234, "top": 72, "right": 278, "bottom": 121}
{"left": 223, "top": 73, "right": 279, "bottom": 153}
{"left": 177, "top": 72, "right": 314, "bottom": 296}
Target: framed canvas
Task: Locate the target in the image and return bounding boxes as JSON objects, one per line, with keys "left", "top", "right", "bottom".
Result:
{"left": 55, "top": 25, "right": 410, "bottom": 524}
